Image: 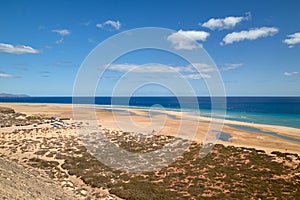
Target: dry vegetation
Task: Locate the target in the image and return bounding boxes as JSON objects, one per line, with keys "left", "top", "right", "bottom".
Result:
{"left": 0, "top": 107, "right": 299, "bottom": 199}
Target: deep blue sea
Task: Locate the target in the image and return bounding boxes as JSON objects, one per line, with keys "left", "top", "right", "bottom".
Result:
{"left": 1, "top": 96, "right": 300, "bottom": 129}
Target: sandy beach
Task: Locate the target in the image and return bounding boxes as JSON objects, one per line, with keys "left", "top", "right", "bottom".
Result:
{"left": 0, "top": 102, "right": 299, "bottom": 199}
{"left": 1, "top": 103, "right": 299, "bottom": 155}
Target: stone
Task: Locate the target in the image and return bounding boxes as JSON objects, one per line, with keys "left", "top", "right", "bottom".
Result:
{"left": 80, "top": 189, "right": 88, "bottom": 196}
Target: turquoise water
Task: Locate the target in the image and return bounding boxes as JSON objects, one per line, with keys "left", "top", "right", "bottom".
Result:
{"left": 1, "top": 96, "right": 299, "bottom": 131}
{"left": 195, "top": 109, "right": 300, "bottom": 129}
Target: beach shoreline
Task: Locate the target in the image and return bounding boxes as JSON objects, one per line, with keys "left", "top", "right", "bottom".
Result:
{"left": 1, "top": 102, "right": 299, "bottom": 155}
{"left": 1, "top": 102, "right": 299, "bottom": 199}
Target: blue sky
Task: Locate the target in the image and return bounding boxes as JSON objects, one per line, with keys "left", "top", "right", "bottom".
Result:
{"left": 0, "top": 0, "right": 300, "bottom": 96}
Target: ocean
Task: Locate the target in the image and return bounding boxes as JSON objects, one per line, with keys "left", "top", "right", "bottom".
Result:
{"left": 1, "top": 96, "right": 300, "bottom": 129}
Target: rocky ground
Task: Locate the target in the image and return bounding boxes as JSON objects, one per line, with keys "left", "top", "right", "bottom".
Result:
{"left": 0, "top": 106, "right": 300, "bottom": 199}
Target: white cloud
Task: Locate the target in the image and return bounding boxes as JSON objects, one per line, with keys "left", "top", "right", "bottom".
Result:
{"left": 107, "top": 63, "right": 215, "bottom": 73}
{"left": 107, "top": 63, "right": 188, "bottom": 73}
{"left": 0, "top": 72, "right": 16, "bottom": 78}
{"left": 221, "top": 27, "right": 279, "bottom": 45}
{"left": 283, "top": 32, "right": 300, "bottom": 48}
{"left": 106, "top": 63, "right": 214, "bottom": 79}
{"left": 167, "top": 30, "right": 210, "bottom": 50}
{"left": 189, "top": 63, "right": 216, "bottom": 73}
{"left": 222, "top": 63, "right": 243, "bottom": 71}
{"left": 52, "top": 29, "right": 71, "bottom": 44}
{"left": 201, "top": 13, "right": 250, "bottom": 30}
{"left": 52, "top": 29, "right": 71, "bottom": 36}
{"left": 183, "top": 73, "right": 211, "bottom": 79}
{"left": 284, "top": 71, "right": 299, "bottom": 76}
{"left": 0, "top": 43, "right": 41, "bottom": 54}
{"left": 96, "top": 20, "right": 121, "bottom": 30}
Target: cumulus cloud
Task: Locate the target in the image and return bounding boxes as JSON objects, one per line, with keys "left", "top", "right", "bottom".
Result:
{"left": 221, "top": 27, "right": 279, "bottom": 45}
{"left": 284, "top": 71, "right": 299, "bottom": 76}
{"left": 96, "top": 20, "right": 121, "bottom": 30}
{"left": 0, "top": 43, "right": 41, "bottom": 54}
{"left": 201, "top": 13, "right": 250, "bottom": 30}
{"left": 222, "top": 63, "right": 243, "bottom": 71}
{"left": 0, "top": 72, "right": 17, "bottom": 78}
{"left": 167, "top": 30, "right": 210, "bottom": 50}
{"left": 283, "top": 32, "right": 300, "bottom": 48}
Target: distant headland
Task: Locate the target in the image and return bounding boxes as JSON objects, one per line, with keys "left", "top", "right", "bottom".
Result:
{"left": 0, "top": 93, "right": 30, "bottom": 97}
